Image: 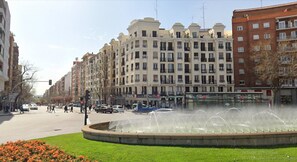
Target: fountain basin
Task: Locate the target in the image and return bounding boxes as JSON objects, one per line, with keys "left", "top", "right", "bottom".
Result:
{"left": 82, "top": 122, "right": 297, "bottom": 147}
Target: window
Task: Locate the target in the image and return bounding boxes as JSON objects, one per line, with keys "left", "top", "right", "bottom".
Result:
{"left": 143, "top": 63, "right": 147, "bottom": 70}
{"left": 178, "top": 75, "right": 183, "bottom": 82}
{"left": 194, "top": 64, "right": 199, "bottom": 71}
{"left": 254, "top": 46, "right": 260, "bottom": 51}
{"left": 143, "top": 51, "right": 147, "bottom": 58}
{"left": 218, "top": 87, "right": 224, "bottom": 92}
{"left": 237, "top": 37, "right": 243, "bottom": 42}
{"left": 279, "top": 32, "right": 286, "bottom": 40}
{"left": 264, "top": 33, "right": 270, "bottom": 39}
{"left": 177, "top": 52, "right": 182, "bottom": 59}
{"left": 131, "top": 52, "right": 133, "bottom": 60}
{"left": 219, "top": 64, "right": 224, "bottom": 71}
{"left": 219, "top": 75, "right": 224, "bottom": 83}
{"left": 255, "top": 80, "right": 262, "bottom": 85}
{"left": 135, "top": 40, "right": 139, "bottom": 48}
{"left": 194, "top": 53, "right": 199, "bottom": 59}
{"left": 153, "top": 41, "right": 158, "bottom": 48}
{"left": 239, "top": 80, "right": 245, "bottom": 85}
{"left": 252, "top": 23, "right": 259, "bottom": 29}
{"left": 189, "top": 31, "right": 196, "bottom": 38}
{"left": 194, "top": 75, "right": 199, "bottom": 82}
{"left": 153, "top": 75, "right": 158, "bottom": 82}
{"left": 142, "top": 30, "right": 147, "bottom": 37}
{"left": 178, "top": 63, "right": 183, "bottom": 71}
{"left": 153, "top": 63, "right": 158, "bottom": 70}
{"left": 263, "top": 22, "right": 270, "bottom": 28}
{"left": 143, "top": 40, "right": 147, "bottom": 48}
{"left": 177, "top": 41, "right": 182, "bottom": 49}
{"left": 176, "top": 32, "right": 181, "bottom": 38}
{"left": 253, "top": 35, "right": 259, "bottom": 40}
{"left": 278, "top": 21, "right": 285, "bottom": 29}
{"left": 135, "top": 63, "right": 139, "bottom": 70}
{"left": 239, "top": 69, "right": 245, "bottom": 74}
{"left": 153, "top": 52, "right": 158, "bottom": 59}
{"left": 237, "top": 26, "right": 243, "bottom": 31}
{"left": 135, "top": 74, "right": 140, "bottom": 82}
{"left": 152, "top": 31, "right": 157, "bottom": 37}
{"left": 194, "top": 42, "right": 198, "bottom": 49}
{"left": 218, "top": 41, "right": 224, "bottom": 48}
{"left": 143, "top": 74, "right": 147, "bottom": 82}
{"left": 239, "top": 58, "right": 244, "bottom": 64}
{"left": 219, "top": 52, "right": 224, "bottom": 60}
{"left": 238, "top": 47, "right": 244, "bottom": 53}
{"left": 135, "top": 51, "right": 140, "bottom": 59}
{"left": 264, "top": 45, "right": 271, "bottom": 50}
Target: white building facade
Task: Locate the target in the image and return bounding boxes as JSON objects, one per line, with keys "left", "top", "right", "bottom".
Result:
{"left": 110, "top": 18, "right": 234, "bottom": 107}
{"left": 0, "top": 0, "right": 10, "bottom": 92}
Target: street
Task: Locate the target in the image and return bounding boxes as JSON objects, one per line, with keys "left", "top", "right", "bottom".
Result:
{"left": 0, "top": 106, "right": 145, "bottom": 144}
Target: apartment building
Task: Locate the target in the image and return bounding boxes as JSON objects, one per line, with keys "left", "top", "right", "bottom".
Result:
{"left": 105, "top": 17, "right": 234, "bottom": 107}
{"left": 232, "top": 2, "right": 297, "bottom": 105}
{"left": 71, "top": 58, "right": 82, "bottom": 102}
{"left": 0, "top": 0, "right": 10, "bottom": 92}
{"left": 5, "top": 33, "right": 19, "bottom": 93}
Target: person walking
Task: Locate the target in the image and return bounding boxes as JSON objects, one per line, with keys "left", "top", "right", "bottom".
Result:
{"left": 52, "top": 105, "right": 55, "bottom": 113}
{"left": 64, "top": 104, "right": 68, "bottom": 113}
{"left": 70, "top": 104, "right": 73, "bottom": 112}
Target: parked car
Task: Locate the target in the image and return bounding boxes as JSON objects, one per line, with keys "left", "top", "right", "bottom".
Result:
{"left": 30, "top": 103, "right": 38, "bottom": 110}
{"left": 94, "top": 104, "right": 113, "bottom": 113}
{"left": 112, "top": 105, "right": 124, "bottom": 113}
{"left": 20, "top": 104, "right": 30, "bottom": 112}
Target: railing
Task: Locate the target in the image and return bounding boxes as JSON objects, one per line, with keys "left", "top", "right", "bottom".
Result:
{"left": 168, "top": 69, "right": 175, "bottom": 73}
{"left": 185, "top": 69, "right": 191, "bottom": 73}
{"left": 185, "top": 80, "right": 192, "bottom": 84}
{"left": 184, "top": 58, "right": 190, "bottom": 62}
{"left": 201, "top": 69, "right": 207, "bottom": 73}
{"left": 227, "top": 69, "right": 233, "bottom": 73}
{"left": 201, "top": 58, "right": 207, "bottom": 62}
{"left": 167, "top": 58, "right": 174, "bottom": 62}
{"left": 184, "top": 47, "right": 190, "bottom": 51}
{"left": 208, "top": 58, "right": 215, "bottom": 62}
{"left": 226, "top": 47, "right": 232, "bottom": 51}
{"left": 208, "top": 48, "right": 214, "bottom": 51}
{"left": 208, "top": 69, "right": 216, "bottom": 73}
{"left": 160, "top": 58, "right": 166, "bottom": 62}
{"left": 160, "top": 69, "right": 166, "bottom": 73}
{"left": 226, "top": 58, "right": 232, "bottom": 62}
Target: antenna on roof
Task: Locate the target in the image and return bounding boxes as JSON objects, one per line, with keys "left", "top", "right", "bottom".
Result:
{"left": 260, "top": 0, "right": 263, "bottom": 7}
{"left": 155, "top": 0, "right": 158, "bottom": 20}
{"left": 202, "top": 3, "right": 206, "bottom": 29}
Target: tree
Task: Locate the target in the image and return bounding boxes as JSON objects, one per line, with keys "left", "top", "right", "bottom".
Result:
{"left": 11, "top": 62, "right": 37, "bottom": 110}
{"left": 251, "top": 41, "right": 297, "bottom": 105}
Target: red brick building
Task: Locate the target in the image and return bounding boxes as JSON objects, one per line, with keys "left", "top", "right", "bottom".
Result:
{"left": 232, "top": 2, "right": 297, "bottom": 104}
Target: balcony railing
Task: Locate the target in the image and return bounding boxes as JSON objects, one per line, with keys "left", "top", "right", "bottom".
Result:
{"left": 184, "top": 58, "right": 190, "bottom": 62}
{"left": 201, "top": 69, "right": 207, "bottom": 73}
{"left": 185, "top": 80, "right": 192, "bottom": 84}
{"left": 160, "top": 58, "right": 166, "bottom": 62}
{"left": 185, "top": 69, "right": 191, "bottom": 73}
{"left": 208, "top": 58, "right": 215, "bottom": 62}
{"left": 226, "top": 47, "right": 232, "bottom": 51}
{"left": 160, "top": 69, "right": 166, "bottom": 73}
{"left": 226, "top": 58, "right": 232, "bottom": 62}
{"left": 208, "top": 69, "right": 216, "bottom": 73}
{"left": 227, "top": 69, "right": 233, "bottom": 73}
{"left": 167, "top": 58, "right": 174, "bottom": 62}
{"left": 168, "top": 69, "right": 175, "bottom": 73}
{"left": 201, "top": 58, "right": 207, "bottom": 62}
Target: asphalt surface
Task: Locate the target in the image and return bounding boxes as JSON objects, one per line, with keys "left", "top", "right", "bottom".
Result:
{"left": 0, "top": 106, "right": 145, "bottom": 144}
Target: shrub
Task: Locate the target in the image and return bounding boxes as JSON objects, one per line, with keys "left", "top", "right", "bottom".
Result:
{"left": 0, "top": 140, "right": 94, "bottom": 161}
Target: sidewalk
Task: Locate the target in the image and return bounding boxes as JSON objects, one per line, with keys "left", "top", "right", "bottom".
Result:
{"left": 0, "top": 110, "right": 22, "bottom": 116}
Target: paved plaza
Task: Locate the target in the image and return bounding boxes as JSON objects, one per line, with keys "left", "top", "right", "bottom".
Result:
{"left": 0, "top": 106, "right": 145, "bottom": 144}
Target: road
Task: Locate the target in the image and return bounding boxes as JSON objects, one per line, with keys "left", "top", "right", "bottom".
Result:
{"left": 0, "top": 106, "right": 146, "bottom": 144}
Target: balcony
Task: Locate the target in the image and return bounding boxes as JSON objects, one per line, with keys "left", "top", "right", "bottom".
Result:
{"left": 184, "top": 58, "right": 190, "bottom": 62}
{"left": 194, "top": 79, "right": 200, "bottom": 83}
{"left": 168, "top": 47, "right": 174, "bottom": 51}
{"left": 184, "top": 47, "right": 190, "bottom": 51}
{"left": 167, "top": 58, "right": 174, "bottom": 62}
{"left": 160, "top": 92, "right": 167, "bottom": 96}
{"left": 201, "top": 69, "right": 207, "bottom": 73}
{"left": 201, "top": 47, "right": 206, "bottom": 51}
{"left": 226, "top": 47, "right": 232, "bottom": 51}
{"left": 201, "top": 58, "right": 207, "bottom": 62}
{"left": 208, "top": 69, "right": 216, "bottom": 73}
{"left": 121, "top": 71, "right": 125, "bottom": 76}
{"left": 168, "top": 69, "right": 175, "bottom": 73}
{"left": 226, "top": 69, "right": 233, "bottom": 73}
{"left": 208, "top": 80, "right": 217, "bottom": 84}
{"left": 121, "top": 61, "right": 125, "bottom": 66}
{"left": 185, "top": 69, "right": 191, "bottom": 73}
{"left": 226, "top": 58, "right": 232, "bottom": 62}
{"left": 160, "top": 57, "right": 166, "bottom": 62}
{"left": 160, "top": 47, "right": 166, "bottom": 51}
{"left": 208, "top": 58, "right": 215, "bottom": 62}
{"left": 208, "top": 48, "right": 214, "bottom": 51}
{"left": 185, "top": 80, "right": 192, "bottom": 84}
{"left": 227, "top": 80, "right": 234, "bottom": 84}
{"left": 160, "top": 69, "right": 166, "bottom": 73}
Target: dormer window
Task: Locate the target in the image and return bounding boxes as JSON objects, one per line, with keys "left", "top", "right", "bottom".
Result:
{"left": 176, "top": 32, "right": 181, "bottom": 38}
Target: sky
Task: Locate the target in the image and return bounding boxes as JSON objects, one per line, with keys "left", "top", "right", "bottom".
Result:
{"left": 6, "top": 0, "right": 297, "bottom": 95}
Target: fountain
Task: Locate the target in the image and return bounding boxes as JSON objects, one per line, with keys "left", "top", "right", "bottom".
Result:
{"left": 82, "top": 107, "right": 297, "bottom": 147}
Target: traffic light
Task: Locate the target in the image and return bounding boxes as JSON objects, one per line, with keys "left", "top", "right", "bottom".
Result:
{"left": 49, "top": 79, "right": 52, "bottom": 85}
{"left": 85, "top": 90, "right": 91, "bottom": 101}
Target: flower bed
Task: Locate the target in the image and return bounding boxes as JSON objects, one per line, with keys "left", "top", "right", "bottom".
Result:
{"left": 0, "top": 140, "right": 94, "bottom": 161}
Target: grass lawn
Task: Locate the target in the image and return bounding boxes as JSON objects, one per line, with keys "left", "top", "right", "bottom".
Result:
{"left": 40, "top": 133, "right": 297, "bottom": 162}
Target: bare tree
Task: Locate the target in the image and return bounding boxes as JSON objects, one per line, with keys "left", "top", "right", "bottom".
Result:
{"left": 11, "top": 62, "right": 37, "bottom": 110}
{"left": 251, "top": 41, "right": 297, "bottom": 105}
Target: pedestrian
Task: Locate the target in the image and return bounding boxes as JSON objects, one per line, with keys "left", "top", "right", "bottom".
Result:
{"left": 89, "top": 104, "right": 92, "bottom": 112}
{"left": 70, "top": 104, "right": 73, "bottom": 112}
{"left": 52, "top": 105, "right": 55, "bottom": 113}
{"left": 64, "top": 104, "right": 68, "bottom": 113}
